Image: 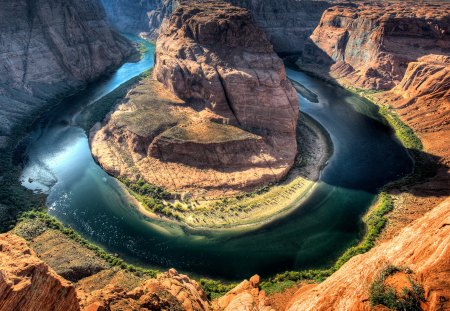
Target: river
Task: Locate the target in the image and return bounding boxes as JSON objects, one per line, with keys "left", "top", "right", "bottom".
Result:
{"left": 18, "top": 37, "right": 413, "bottom": 280}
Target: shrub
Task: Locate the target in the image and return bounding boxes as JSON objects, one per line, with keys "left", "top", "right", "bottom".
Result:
{"left": 369, "top": 265, "right": 425, "bottom": 310}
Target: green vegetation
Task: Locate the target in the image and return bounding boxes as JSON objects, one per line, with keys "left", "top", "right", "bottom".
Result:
{"left": 378, "top": 105, "right": 423, "bottom": 150}
{"left": 18, "top": 210, "right": 158, "bottom": 277}
{"left": 118, "top": 177, "right": 184, "bottom": 219}
{"left": 200, "top": 279, "right": 237, "bottom": 300}
{"left": 261, "top": 192, "right": 394, "bottom": 291}
{"left": 138, "top": 42, "right": 149, "bottom": 55}
{"left": 369, "top": 265, "right": 425, "bottom": 310}
{"left": 260, "top": 280, "right": 297, "bottom": 295}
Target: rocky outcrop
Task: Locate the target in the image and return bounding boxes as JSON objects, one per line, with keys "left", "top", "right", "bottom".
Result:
{"left": 0, "top": 0, "right": 133, "bottom": 148}
{"left": 82, "top": 269, "right": 210, "bottom": 311}
{"left": 100, "top": 0, "right": 332, "bottom": 53}
{"left": 214, "top": 275, "right": 274, "bottom": 311}
{"left": 298, "top": 2, "right": 450, "bottom": 90}
{"left": 375, "top": 55, "right": 450, "bottom": 161}
{"left": 0, "top": 234, "right": 80, "bottom": 311}
{"left": 154, "top": 1, "right": 299, "bottom": 134}
{"left": 92, "top": 0, "right": 299, "bottom": 198}
{"left": 286, "top": 197, "right": 450, "bottom": 310}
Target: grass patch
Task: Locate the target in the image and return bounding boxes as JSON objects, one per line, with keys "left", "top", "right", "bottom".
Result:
{"left": 263, "top": 192, "right": 394, "bottom": 287}
{"left": 18, "top": 210, "right": 158, "bottom": 277}
{"left": 200, "top": 279, "right": 237, "bottom": 300}
{"left": 378, "top": 105, "right": 423, "bottom": 151}
{"left": 369, "top": 265, "right": 425, "bottom": 310}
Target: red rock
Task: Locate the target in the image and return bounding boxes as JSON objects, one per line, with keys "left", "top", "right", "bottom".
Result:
{"left": 299, "top": 2, "right": 450, "bottom": 90}
{"left": 0, "top": 234, "right": 80, "bottom": 311}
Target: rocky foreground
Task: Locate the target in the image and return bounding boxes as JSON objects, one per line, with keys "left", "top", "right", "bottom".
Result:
{"left": 92, "top": 0, "right": 299, "bottom": 198}
{"left": 0, "top": 0, "right": 133, "bottom": 149}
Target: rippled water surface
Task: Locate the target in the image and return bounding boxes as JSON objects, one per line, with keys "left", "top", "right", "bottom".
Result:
{"left": 19, "top": 39, "right": 413, "bottom": 280}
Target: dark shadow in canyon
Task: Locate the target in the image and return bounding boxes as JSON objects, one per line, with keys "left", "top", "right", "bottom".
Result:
{"left": 281, "top": 39, "right": 450, "bottom": 199}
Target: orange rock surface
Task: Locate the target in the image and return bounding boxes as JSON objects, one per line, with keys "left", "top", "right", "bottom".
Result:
{"left": 286, "top": 197, "right": 450, "bottom": 310}
{"left": 92, "top": 0, "right": 299, "bottom": 198}
{"left": 0, "top": 234, "right": 80, "bottom": 311}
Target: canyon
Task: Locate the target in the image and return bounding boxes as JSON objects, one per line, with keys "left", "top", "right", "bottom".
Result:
{"left": 0, "top": 0, "right": 449, "bottom": 311}
{"left": 0, "top": 0, "right": 134, "bottom": 149}
{"left": 297, "top": 2, "right": 450, "bottom": 90}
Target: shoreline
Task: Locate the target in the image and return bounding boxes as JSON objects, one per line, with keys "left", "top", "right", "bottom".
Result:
{"left": 117, "top": 112, "right": 333, "bottom": 232}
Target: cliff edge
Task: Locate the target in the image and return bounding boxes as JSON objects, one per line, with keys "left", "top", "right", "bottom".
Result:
{"left": 91, "top": 0, "right": 299, "bottom": 198}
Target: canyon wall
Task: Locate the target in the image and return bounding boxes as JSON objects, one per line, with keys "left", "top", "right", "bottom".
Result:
{"left": 0, "top": 234, "right": 80, "bottom": 311}
{"left": 0, "top": 0, "right": 133, "bottom": 148}
{"left": 100, "top": 0, "right": 331, "bottom": 53}
{"left": 286, "top": 197, "right": 450, "bottom": 310}
{"left": 298, "top": 2, "right": 450, "bottom": 90}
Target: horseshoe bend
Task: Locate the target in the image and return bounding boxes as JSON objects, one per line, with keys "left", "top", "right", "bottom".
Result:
{"left": 0, "top": 0, "right": 449, "bottom": 310}
{"left": 89, "top": 0, "right": 330, "bottom": 229}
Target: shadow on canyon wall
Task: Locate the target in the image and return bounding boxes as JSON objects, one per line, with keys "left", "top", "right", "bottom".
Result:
{"left": 283, "top": 39, "right": 450, "bottom": 199}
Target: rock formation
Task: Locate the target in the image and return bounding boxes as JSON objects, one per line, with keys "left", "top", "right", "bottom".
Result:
{"left": 375, "top": 55, "right": 450, "bottom": 163}
{"left": 0, "top": 0, "right": 133, "bottom": 148}
{"left": 227, "top": 0, "right": 331, "bottom": 54}
{"left": 100, "top": 0, "right": 332, "bottom": 53}
{"left": 91, "top": 0, "right": 299, "bottom": 197}
{"left": 214, "top": 275, "right": 274, "bottom": 311}
{"left": 298, "top": 2, "right": 450, "bottom": 90}
{"left": 82, "top": 269, "right": 210, "bottom": 311}
{"left": 286, "top": 197, "right": 450, "bottom": 310}
{"left": 0, "top": 234, "right": 80, "bottom": 311}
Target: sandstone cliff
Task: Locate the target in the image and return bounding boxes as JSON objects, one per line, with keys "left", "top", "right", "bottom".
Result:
{"left": 298, "top": 2, "right": 450, "bottom": 90}
{"left": 227, "top": 0, "right": 331, "bottom": 54}
{"left": 0, "top": 0, "right": 133, "bottom": 148}
{"left": 100, "top": 0, "right": 332, "bottom": 53}
{"left": 92, "top": 0, "right": 299, "bottom": 198}
{"left": 0, "top": 234, "right": 80, "bottom": 311}
{"left": 286, "top": 197, "right": 450, "bottom": 310}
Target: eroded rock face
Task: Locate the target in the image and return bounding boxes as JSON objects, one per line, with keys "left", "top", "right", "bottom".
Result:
{"left": 0, "top": 234, "right": 80, "bottom": 311}
{"left": 214, "top": 275, "right": 274, "bottom": 311}
{"left": 154, "top": 0, "right": 299, "bottom": 134}
{"left": 286, "top": 197, "right": 450, "bottom": 311}
{"left": 228, "top": 0, "right": 331, "bottom": 54}
{"left": 299, "top": 2, "right": 450, "bottom": 90}
{"left": 83, "top": 269, "right": 210, "bottom": 311}
{"left": 92, "top": 0, "right": 299, "bottom": 197}
{"left": 0, "top": 0, "right": 133, "bottom": 147}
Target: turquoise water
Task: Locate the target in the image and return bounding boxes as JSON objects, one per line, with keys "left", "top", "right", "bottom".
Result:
{"left": 19, "top": 39, "right": 413, "bottom": 280}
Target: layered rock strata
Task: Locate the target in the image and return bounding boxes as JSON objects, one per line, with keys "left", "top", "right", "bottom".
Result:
{"left": 100, "top": 0, "right": 332, "bottom": 53}
{"left": 92, "top": 0, "right": 299, "bottom": 197}
{"left": 0, "top": 0, "right": 133, "bottom": 148}
{"left": 298, "top": 2, "right": 450, "bottom": 90}
{"left": 286, "top": 197, "right": 450, "bottom": 310}
{"left": 0, "top": 234, "right": 80, "bottom": 311}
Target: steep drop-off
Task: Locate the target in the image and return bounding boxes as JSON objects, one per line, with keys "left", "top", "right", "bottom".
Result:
{"left": 298, "top": 2, "right": 450, "bottom": 90}
{"left": 100, "top": 0, "right": 332, "bottom": 53}
{"left": 286, "top": 197, "right": 450, "bottom": 310}
{"left": 0, "top": 0, "right": 133, "bottom": 148}
{"left": 92, "top": 0, "right": 299, "bottom": 198}
{"left": 0, "top": 234, "right": 80, "bottom": 311}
